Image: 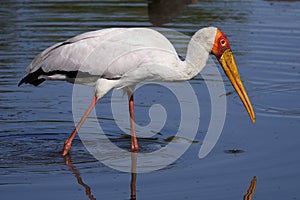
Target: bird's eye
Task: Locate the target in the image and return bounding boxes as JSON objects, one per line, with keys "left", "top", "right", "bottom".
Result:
{"left": 220, "top": 39, "right": 226, "bottom": 46}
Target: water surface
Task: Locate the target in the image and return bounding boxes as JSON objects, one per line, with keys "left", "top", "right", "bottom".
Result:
{"left": 1, "top": 0, "right": 300, "bottom": 199}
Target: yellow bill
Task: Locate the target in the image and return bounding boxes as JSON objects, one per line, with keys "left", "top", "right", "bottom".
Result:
{"left": 219, "top": 49, "right": 256, "bottom": 123}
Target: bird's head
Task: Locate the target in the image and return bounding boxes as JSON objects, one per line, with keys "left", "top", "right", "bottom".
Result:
{"left": 211, "top": 29, "right": 256, "bottom": 123}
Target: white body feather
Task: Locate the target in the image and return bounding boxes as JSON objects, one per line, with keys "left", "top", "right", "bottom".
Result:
{"left": 26, "top": 27, "right": 217, "bottom": 98}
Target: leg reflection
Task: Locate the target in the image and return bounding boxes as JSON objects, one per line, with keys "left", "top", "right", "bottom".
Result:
{"left": 64, "top": 155, "right": 96, "bottom": 200}
{"left": 244, "top": 176, "right": 257, "bottom": 200}
{"left": 64, "top": 153, "right": 138, "bottom": 200}
{"left": 131, "top": 152, "right": 137, "bottom": 200}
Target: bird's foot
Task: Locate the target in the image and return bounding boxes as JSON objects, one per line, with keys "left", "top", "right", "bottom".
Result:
{"left": 130, "top": 145, "right": 140, "bottom": 152}
{"left": 62, "top": 139, "right": 71, "bottom": 156}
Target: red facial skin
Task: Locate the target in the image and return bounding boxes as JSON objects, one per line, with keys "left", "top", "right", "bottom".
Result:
{"left": 211, "top": 29, "right": 231, "bottom": 60}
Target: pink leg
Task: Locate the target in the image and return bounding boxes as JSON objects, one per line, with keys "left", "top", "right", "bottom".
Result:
{"left": 127, "top": 91, "right": 139, "bottom": 151}
{"left": 62, "top": 96, "right": 98, "bottom": 156}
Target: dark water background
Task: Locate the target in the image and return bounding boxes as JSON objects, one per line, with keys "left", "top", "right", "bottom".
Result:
{"left": 1, "top": 0, "right": 300, "bottom": 199}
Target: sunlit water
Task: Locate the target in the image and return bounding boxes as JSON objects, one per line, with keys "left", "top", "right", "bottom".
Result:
{"left": 1, "top": 0, "right": 300, "bottom": 199}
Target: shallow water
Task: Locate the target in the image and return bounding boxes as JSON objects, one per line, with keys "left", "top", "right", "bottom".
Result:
{"left": 1, "top": 0, "right": 300, "bottom": 199}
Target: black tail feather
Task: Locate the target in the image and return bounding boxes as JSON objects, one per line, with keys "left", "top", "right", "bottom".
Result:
{"left": 18, "top": 68, "right": 105, "bottom": 86}
{"left": 18, "top": 68, "right": 45, "bottom": 87}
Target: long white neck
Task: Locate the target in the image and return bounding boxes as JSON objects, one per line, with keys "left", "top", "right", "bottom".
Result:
{"left": 177, "top": 27, "right": 217, "bottom": 80}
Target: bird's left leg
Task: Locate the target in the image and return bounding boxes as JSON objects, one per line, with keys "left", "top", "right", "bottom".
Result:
{"left": 127, "top": 90, "right": 139, "bottom": 151}
{"left": 62, "top": 78, "right": 117, "bottom": 156}
{"left": 62, "top": 96, "right": 99, "bottom": 156}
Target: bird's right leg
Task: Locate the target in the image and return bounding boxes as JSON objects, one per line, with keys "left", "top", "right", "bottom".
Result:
{"left": 127, "top": 90, "right": 139, "bottom": 151}
{"left": 62, "top": 96, "right": 99, "bottom": 156}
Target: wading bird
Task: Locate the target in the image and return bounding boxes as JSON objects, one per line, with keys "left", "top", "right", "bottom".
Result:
{"left": 19, "top": 27, "right": 256, "bottom": 156}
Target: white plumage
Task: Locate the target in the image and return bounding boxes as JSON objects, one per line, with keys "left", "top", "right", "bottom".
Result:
{"left": 19, "top": 26, "right": 255, "bottom": 156}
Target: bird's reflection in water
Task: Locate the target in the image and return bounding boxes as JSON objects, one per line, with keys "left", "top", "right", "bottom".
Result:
{"left": 130, "top": 152, "right": 137, "bottom": 200}
{"left": 64, "top": 155, "right": 97, "bottom": 200}
{"left": 64, "top": 153, "right": 138, "bottom": 200}
{"left": 244, "top": 176, "right": 257, "bottom": 200}
{"left": 65, "top": 153, "right": 255, "bottom": 200}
